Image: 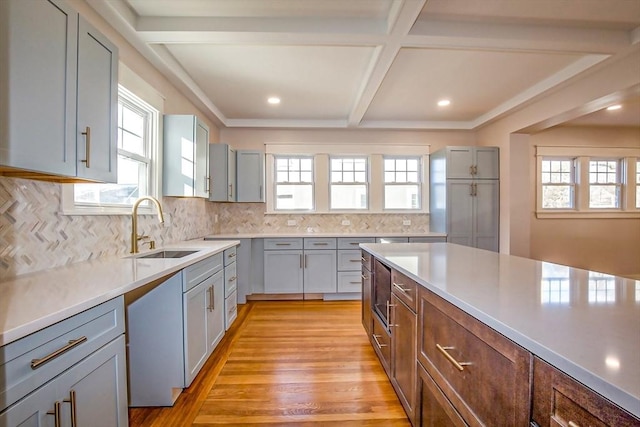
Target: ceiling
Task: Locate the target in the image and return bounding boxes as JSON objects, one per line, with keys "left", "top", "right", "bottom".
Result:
{"left": 88, "top": 0, "right": 640, "bottom": 130}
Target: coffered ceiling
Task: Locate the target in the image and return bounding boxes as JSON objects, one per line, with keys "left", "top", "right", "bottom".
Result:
{"left": 88, "top": 0, "right": 640, "bottom": 130}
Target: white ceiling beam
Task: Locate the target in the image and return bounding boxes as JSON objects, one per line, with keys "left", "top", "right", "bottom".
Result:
{"left": 138, "top": 31, "right": 387, "bottom": 46}
{"left": 408, "top": 20, "right": 634, "bottom": 54}
{"left": 225, "top": 119, "right": 348, "bottom": 129}
{"left": 347, "top": 0, "right": 427, "bottom": 128}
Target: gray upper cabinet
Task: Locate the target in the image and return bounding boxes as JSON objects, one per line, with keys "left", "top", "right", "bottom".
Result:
{"left": 441, "top": 146, "right": 499, "bottom": 180}
{"left": 0, "top": 0, "right": 118, "bottom": 182}
{"left": 210, "top": 143, "right": 236, "bottom": 202}
{"left": 430, "top": 146, "right": 499, "bottom": 252}
{"left": 236, "top": 150, "right": 265, "bottom": 202}
{"left": 163, "top": 115, "right": 210, "bottom": 198}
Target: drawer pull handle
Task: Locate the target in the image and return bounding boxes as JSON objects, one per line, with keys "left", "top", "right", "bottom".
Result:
{"left": 568, "top": 422, "right": 580, "bottom": 427}
{"left": 228, "top": 252, "right": 236, "bottom": 258}
{"left": 276, "top": 243, "right": 291, "bottom": 246}
{"left": 31, "top": 336, "right": 88, "bottom": 369}
{"left": 229, "top": 276, "right": 237, "bottom": 282}
{"left": 361, "top": 274, "right": 368, "bottom": 280}
{"left": 372, "top": 334, "right": 387, "bottom": 348}
{"left": 47, "top": 401, "right": 62, "bottom": 427}
{"left": 63, "top": 390, "right": 78, "bottom": 427}
{"left": 436, "top": 344, "right": 472, "bottom": 371}
{"left": 350, "top": 281, "right": 361, "bottom": 284}
{"left": 313, "top": 242, "right": 329, "bottom": 246}
{"left": 393, "top": 282, "right": 411, "bottom": 294}
{"left": 349, "top": 259, "right": 360, "bottom": 263}
{"left": 350, "top": 242, "right": 361, "bottom": 245}
{"left": 81, "top": 126, "right": 91, "bottom": 168}
{"left": 361, "top": 257, "right": 367, "bottom": 262}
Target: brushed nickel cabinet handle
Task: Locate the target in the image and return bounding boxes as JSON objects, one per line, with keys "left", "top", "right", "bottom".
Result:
{"left": 361, "top": 274, "right": 367, "bottom": 280}
{"left": 47, "top": 401, "right": 62, "bottom": 427}
{"left": 361, "top": 257, "right": 367, "bottom": 262}
{"left": 350, "top": 242, "right": 361, "bottom": 245}
{"left": 276, "top": 243, "right": 291, "bottom": 246}
{"left": 568, "top": 422, "right": 580, "bottom": 427}
{"left": 81, "top": 126, "right": 91, "bottom": 168}
{"left": 350, "top": 281, "right": 361, "bottom": 284}
{"left": 63, "top": 390, "right": 78, "bottom": 427}
{"left": 393, "top": 282, "right": 410, "bottom": 294}
{"left": 299, "top": 254, "right": 303, "bottom": 269}
{"left": 436, "top": 344, "right": 472, "bottom": 371}
{"left": 228, "top": 252, "right": 236, "bottom": 258}
{"left": 313, "top": 242, "right": 328, "bottom": 246}
{"left": 469, "top": 165, "right": 473, "bottom": 175}
{"left": 304, "top": 254, "right": 308, "bottom": 268}
{"left": 349, "top": 259, "right": 360, "bottom": 263}
{"left": 469, "top": 184, "right": 474, "bottom": 196}
{"left": 372, "top": 334, "right": 387, "bottom": 348}
{"left": 31, "top": 337, "right": 88, "bottom": 369}
{"left": 229, "top": 276, "right": 237, "bottom": 282}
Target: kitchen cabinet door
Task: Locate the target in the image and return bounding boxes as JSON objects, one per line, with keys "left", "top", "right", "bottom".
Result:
{"left": 444, "top": 146, "right": 499, "bottom": 179}
{"left": 76, "top": 16, "right": 118, "bottom": 183}
{"left": 207, "top": 271, "right": 225, "bottom": 354}
{"left": 417, "top": 363, "right": 466, "bottom": 427}
{"left": 210, "top": 143, "right": 236, "bottom": 202}
{"left": 391, "top": 294, "right": 417, "bottom": 423}
{"left": 264, "top": 250, "right": 303, "bottom": 293}
{"left": 303, "top": 250, "right": 337, "bottom": 293}
{"left": 473, "top": 180, "right": 499, "bottom": 251}
{"left": 446, "top": 180, "right": 475, "bottom": 247}
{"left": 164, "top": 115, "right": 210, "bottom": 197}
{"left": 361, "top": 257, "right": 373, "bottom": 335}
{"left": 183, "top": 278, "right": 210, "bottom": 387}
{"left": 236, "top": 150, "right": 265, "bottom": 202}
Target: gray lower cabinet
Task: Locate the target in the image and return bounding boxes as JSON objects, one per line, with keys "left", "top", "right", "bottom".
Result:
{"left": 0, "top": 0, "right": 118, "bottom": 182}
{"left": 0, "top": 297, "right": 127, "bottom": 426}
{"left": 127, "top": 252, "right": 226, "bottom": 406}
{"left": 263, "top": 238, "right": 337, "bottom": 295}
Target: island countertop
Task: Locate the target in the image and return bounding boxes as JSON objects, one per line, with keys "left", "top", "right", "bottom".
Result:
{"left": 0, "top": 240, "right": 240, "bottom": 347}
{"left": 360, "top": 242, "right": 640, "bottom": 418}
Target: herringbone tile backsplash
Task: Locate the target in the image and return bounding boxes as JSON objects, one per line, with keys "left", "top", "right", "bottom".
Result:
{"left": 0, "top": 177, "right": 218, "bottom": 280}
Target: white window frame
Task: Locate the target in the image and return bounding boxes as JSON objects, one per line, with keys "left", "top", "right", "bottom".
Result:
{"left": 61, "top": 85, "right": 161, "bottom": 215}
{"left": 588, "top": 158, "right": 621, "bottom": 209}
{"left": 383, "top": 156, "right": 422, "bottom": 211}
{"left": 329, "top": 156, "right": 369, "bottom": 211}
{"left": 535, "top": 146, "right": 640, "bottom": 219}
{"left": 539, "top": 157, "right": 576, "bottom": 210}
{"left": 264, "top": 143, "right": 430, "bottom": 214}
{"left": 273, "top": 155, "right": 315, "bottom": 212}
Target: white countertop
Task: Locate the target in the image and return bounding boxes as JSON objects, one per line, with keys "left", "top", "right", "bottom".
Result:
{"left": 360, "top": 242, "right": 640, "bottom": 418}
{"left": 0, "top": 240, "right": 239, "bottom": 347}
{"left": 205, "top": 232, "right": 447, "bottom": 239}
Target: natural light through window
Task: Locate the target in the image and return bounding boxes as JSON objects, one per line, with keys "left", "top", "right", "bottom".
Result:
{"left": 540, "top": 262, "right": 571, "bottom": 304}
{"left": 74, "top": 87, "right": 156, "bottom": 208}
{"left": 589, "top": 159, "right": 620, "bottom": 208}
{"left": 330, "top": 157, "right": 368, "bottom": 210}
{"left": 541, "top": 158, "right": 574, "bottom": 209}
{"left": 384, "top": 157, "right": 421, "bottom": 210}
{"left": 588, "top": 272, "right": 616, "bottom": 303}
{"left": 274, "top": 156, "right": 314, "bottom": 210}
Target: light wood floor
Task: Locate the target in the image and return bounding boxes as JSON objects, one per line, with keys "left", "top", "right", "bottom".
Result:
{"left": 129, "top": 300, "right": 410, "bottom": 426}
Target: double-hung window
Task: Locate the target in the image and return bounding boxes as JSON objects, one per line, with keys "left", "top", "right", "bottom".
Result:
{"left": 540, "top": 157, "right": 575, "bottom": 209}
{"left": 384, "top": 156, "right": 421, "bottom": 210}
{"left": 274, "top": 156, "right": 314, "bottom": 211}
{"left": 589, "top": 159, "right": 620, "bottom": 208}
{"left": 330, "top": 157, "right": 368, "bottom": 210}
{"left": 72, "top": 86, "right": 157, "bottom": 210}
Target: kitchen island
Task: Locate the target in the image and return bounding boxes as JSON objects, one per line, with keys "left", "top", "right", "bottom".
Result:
{"left": 361, "top": 242, "right": 639, "bottom": 425}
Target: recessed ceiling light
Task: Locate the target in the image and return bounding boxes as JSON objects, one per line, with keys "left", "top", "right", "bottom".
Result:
{"left": 437, "top": 99, "right": 451, "bottom": 107}
{"left": 267, "top": 97, "right": 281, "bottom": 105}
{"left": 606, "top": 104, "right": 622, "bottom": 111}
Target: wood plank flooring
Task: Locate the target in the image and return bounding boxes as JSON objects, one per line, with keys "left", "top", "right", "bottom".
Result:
{"left": 129, "top": 300, "right": 410, "bottom": 426}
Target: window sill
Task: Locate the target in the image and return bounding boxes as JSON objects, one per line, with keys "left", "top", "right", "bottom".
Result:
{"left": 265, "top": 210, "right": 430, "bottom": 215}
{"left": 61, "top": 205, "right": 155, "bottom": 216}
{"left": 535, "top": 210, "right": 640, "bottom": 219}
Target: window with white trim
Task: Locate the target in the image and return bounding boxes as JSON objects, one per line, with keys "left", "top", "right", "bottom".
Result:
{"left": 589, "top": 159, "right": 620, "bottom": 208}
{"left": 384, "top": 156, "right": 421, "bottom": 210}
{"left": 274, "top": 156, "right": 314, "bottom": 211}
{"left": 73, "top": 86, "right": 158, "bottom": 209}
{"left": 541, "top": 158, "right": 575, "bottom": 209}
{"left": 330, "top": 157, "right": 368, "bottom": 210}
{"left": 535, "top": 146, "right": 639, "bottom": 218}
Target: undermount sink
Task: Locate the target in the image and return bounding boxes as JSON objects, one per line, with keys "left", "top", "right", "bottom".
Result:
{"left": 136, "top": 250, "right": 198, "bottom": 259}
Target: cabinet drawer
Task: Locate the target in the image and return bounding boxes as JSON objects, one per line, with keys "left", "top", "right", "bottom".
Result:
{"left": 225, "top": 290, "right": 238, "bottom": 330}
{"left": 223, "top": 246, "right": 237, "bottom": 266}
{"left": 224, "top": 262, "right": 237, "bottom": 298}
{"left": 183, "top": 253, "right": 223, "bottom": 292}
{"left": 337, "top": 237, "right": 375, "bottom": 249}
{"left": 371, "top": 314, "right": 391, "bottom": 375}
{"left": 391, "top": 269, "right": 418, "bottom": 312}
{"left": 417, "top": 362, "right": 466, "bottom": 427}
{"left": 337, "top": 250, "right": 363, "bottom": 271}
{"left": 418, "top": 287, "right": 531, "bottom": 426}
{"left": 303, "top": 237, "right": 337, "bottom": 250}
{"left": 264, "top": 238, "right": 303, "bottom": 250}
{"left": 532, "top": 357, "right": 639, "bottom": 427}
{"left": 337, "top": 272, "right": 362, "bottom": 293}
{"left": 361, "top": 250, "right": 372, "bottom": 271}
{"left": 0, "top": 297, "right": 124, "bottom": 412}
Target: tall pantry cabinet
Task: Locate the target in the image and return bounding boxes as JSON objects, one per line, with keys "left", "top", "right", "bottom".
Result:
{"left": 430, "top": 147, "right": 499, "bottom": 252}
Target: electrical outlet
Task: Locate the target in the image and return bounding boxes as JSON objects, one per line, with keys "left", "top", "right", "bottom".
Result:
{"left": 287, "top": 219, "right": 297, "bottom": 226}
{"left": 403, "top": 219, "right": 411, "bottom": 226}
{"left": 341, "top": 220, "right": 351, "bottom": 226}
